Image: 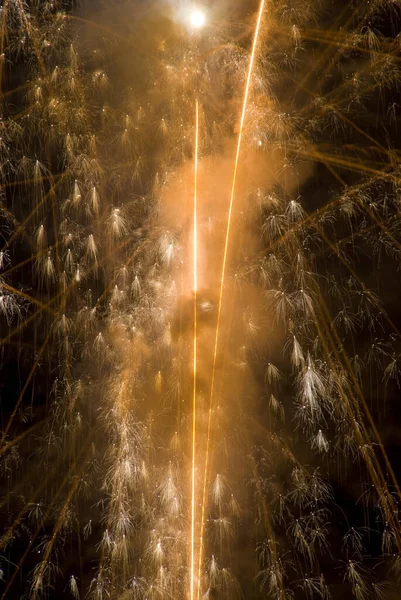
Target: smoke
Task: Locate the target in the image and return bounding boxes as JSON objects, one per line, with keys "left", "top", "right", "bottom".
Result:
{"left": 70, "top": 1, "right": 319, "bottom": 594}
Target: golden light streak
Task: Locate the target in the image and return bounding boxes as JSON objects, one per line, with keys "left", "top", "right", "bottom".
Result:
{"left": 197, "top": 1, "right": 266, "bottom": 596}
{"left": 190, "top": 99, "right": 199, "bottom": 600}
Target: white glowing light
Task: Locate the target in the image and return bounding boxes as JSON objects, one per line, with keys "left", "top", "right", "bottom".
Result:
{"left": 190, "top": 9, "right": 206, "bottom": 29}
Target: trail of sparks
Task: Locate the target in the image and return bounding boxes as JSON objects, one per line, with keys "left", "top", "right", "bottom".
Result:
{"left": 190, "top": 99, "right": 199, "bottom": 600}
{"left": 197, "top": 1, "right": 266, "bottom": 596}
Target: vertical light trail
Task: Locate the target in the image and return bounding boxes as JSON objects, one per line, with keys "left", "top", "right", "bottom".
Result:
{"left": 190, "top": 99, "right": 199, "bottom": 600}
{"left": 197, "top": 2, "right": 266, "bottom": 596}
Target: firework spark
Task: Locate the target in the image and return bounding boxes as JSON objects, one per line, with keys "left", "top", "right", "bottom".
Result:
{"left": 1, "top": 1, "right": 401, "bottom": 599}
{"left": 197, "top": 2, "right": 266, "bottom": 594}
{"left": 191, "top": 99, "right": 199, "bottom": 600}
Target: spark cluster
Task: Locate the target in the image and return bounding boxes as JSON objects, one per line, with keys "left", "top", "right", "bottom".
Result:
{"left": 1, "top": 1, "right": 401, "bottom": 599}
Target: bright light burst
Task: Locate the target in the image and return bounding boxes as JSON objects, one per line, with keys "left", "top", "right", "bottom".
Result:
{"left": 1, "top": 1, "right": 401, "bottom": 599}
{"left": 189, "top": 9, "right": 207, "bottom": 29}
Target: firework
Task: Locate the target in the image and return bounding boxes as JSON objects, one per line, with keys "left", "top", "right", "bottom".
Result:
{"left": 1, "top": 1, "right": 401, "bottom": 599}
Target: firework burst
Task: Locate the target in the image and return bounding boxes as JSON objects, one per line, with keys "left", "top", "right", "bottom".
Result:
{"left": 1, "top": 1, "right": 401, "bottom": 599}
